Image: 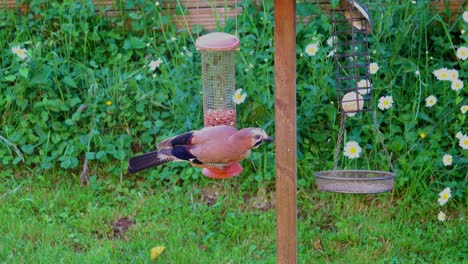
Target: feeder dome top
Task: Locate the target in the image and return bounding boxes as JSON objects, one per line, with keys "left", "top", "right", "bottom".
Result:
{"left": 196, "top": 32, "right": 240, "bottom": 51}
{"left": 340, "top": 0, "right": 372, "bottom": 34}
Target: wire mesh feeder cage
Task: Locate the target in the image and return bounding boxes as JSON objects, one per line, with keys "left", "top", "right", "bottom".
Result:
{"left": 314, "top": 0, "right": 396, "bottom": 194}
{"left": 331, "top": 0, "right": 372, "bottom": 116}
{"left": 196, "top": 32, "right": 240, "bottom": 127}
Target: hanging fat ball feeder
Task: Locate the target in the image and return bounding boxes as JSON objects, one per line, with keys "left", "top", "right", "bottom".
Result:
{"left": 196, "top": 32, "right": 240, "bottom": 127}
{"left": 315, "top": 0, "right": 396, "bottom": 194}
{"left": 196, "top": 32, "right": 242, "bottom": 178}
{"left": 332, "top": 0, "right": 373, "bottom": 115}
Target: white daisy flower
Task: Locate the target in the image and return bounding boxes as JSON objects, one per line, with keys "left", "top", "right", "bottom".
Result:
{"left": 326, "top": 36, "right": 337, "bottom": 47}
{"left": 11, "top": 46, "right": 28, "bottom": 60}
{"left": 433, "top": 68, "right": 451, "bottom": 81}
{"left": 463, "top": 11, "right": 468, "bottom": 23}
{"left": 447, "top": 69, "right": 459, "bottom": 81}
{"left": 343, "top": 141, "right": 362, "bottom": 159}
{"left": 369, "top": 62, "right": 379, "bottom": 74}
{"left": 305, "top": 43, "right": 319, "bottom": 56}
{"left": 425, "top": 95, "right": 437, "bottom": 108}
{"left": 326, "top": 49, "right": 337, "bottom": 58}
{"left": 458, "top": 134, "right": 468, "bottom": 150}
{"left": 451, "top": 79, "right": 464, "bottom": 91}
{"left": 442, "top": 154, "right": 453, "bottom": 166}
{"left": 415, "top": 70, "right": 420, "bottom": 76}
{"left": 149, "top": 58, "right": 163, "bottom": 71}
{"left": 456, "top": 46, "right": 468, "bottom": 60}
{"left": 460, "top": 105, "right": 468, "bottom": 114}
{"left": 357, "top": 79, "right": 371, "bottom": 95}
{"left": 438, "top": 187, "right": 451, "bottom": 206}
{"left": 233, "top": 88, "right": 247, "bottom": 104}
{"left": 378, "top": 95, "right": 393, "bottom": 111}
{"left": 438, "top": 211, "right": 446, "bottom": 222}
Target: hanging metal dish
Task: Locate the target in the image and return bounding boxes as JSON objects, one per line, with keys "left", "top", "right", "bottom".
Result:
{"left": 315, "top": 170, "right": 395, "bottom": 194}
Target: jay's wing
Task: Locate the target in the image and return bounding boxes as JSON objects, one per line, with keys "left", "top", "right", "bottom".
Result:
{"left": 157, "top": 125, "right": 238, "bottom": 149}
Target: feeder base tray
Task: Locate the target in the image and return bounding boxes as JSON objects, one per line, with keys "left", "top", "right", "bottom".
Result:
{"left": 201, "top": 162, "right": 243, "bottom": 179}
{"left": 314, "top": 170, "right": 395, "bottom": 194}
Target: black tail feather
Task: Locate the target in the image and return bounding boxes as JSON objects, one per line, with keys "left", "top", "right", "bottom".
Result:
{"left": 128, "top": 150, "right": 172, "bottom": 174}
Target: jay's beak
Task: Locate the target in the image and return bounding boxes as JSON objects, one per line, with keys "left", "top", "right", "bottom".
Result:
{"left": 254, "top": 137, "right": 274, "bottom": 148}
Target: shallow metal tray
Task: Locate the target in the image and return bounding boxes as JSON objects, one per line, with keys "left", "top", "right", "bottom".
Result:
{"left": 314, "top": 170, "right": 395, "bottom": 194}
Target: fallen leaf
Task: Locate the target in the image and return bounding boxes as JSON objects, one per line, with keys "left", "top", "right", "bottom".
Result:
{"left": 313, "top": 239, "right": 323, "bottom": 252}
{"left": 150, "top": 246, "right": 166, "bottom": 260}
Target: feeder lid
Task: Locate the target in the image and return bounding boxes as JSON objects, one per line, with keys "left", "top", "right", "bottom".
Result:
{"left": 196, "top": 32, "right": 240, "bottom": 51}
{"left": 339, "top": 0, "right": 372, "bottom": 34}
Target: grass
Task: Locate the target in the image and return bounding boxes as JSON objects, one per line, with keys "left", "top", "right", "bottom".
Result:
{"left": 0, "top": 169, "right": 276, "bottom": 263}
{"left": 1, "top": 168, "right": 466, "bottom": 263}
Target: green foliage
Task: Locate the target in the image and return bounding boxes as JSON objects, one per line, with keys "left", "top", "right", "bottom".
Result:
{"left": 0, "top": 0, "right": 202, "bottom": 177}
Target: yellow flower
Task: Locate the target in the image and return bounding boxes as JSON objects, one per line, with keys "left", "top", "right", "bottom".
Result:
{"left": 419, "top": 132, "right": 426, "bottom": 139}
{"left": 106, "top": 100, "right": 112, "bottom": 106}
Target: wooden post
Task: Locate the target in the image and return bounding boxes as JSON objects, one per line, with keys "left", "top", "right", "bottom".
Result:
{"left": 274, "top": 0, "right": 297, "bottom": 263}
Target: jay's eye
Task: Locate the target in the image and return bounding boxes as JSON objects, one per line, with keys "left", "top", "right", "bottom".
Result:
{"left": 254, "top": 135, "right": 261, "bottom": 140}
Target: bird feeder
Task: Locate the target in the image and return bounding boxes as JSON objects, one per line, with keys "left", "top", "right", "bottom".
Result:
{"left": 315, "top": 0, "right": 395, "bottom": 194}
{"left": 196, "top": 32, "right": 242, "bottom": 178}
{"left": 332, "top": 0, "right": 373, "bottom": 115}
{"left": 196, "top": 32, "right": 240, "bottom": 127}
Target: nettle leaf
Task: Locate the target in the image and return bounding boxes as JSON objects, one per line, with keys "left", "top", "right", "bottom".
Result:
{"left": 86, "top": 152, "right": 95, "bottom": 160}
{"left": 123, "top": 37, "right": 146, "bottom": 50}
{"left": 63, "top": 76, "right": 78, "bottom": 88}
{"left": 112, "top": 149, "right": 126, "bottom": 160}
{"left": 60, "top": 157, "right": 79, "bottom": 169}
{"left": 142, "top": 121, "right": 152, "bottom": 128}
{"left": 21, "top": 144, "right": 35, "bottom": 154}
{"left": 3, "top": 75, "right": 16, "bottom": 82}
{"left": 65, "top": 119, "right": 74, "bottom": 126}
{"left": 96, "top": 151, "right": 107, "bottom": 160}
{"left": 19, "top": 67, "right": 29, "bottom": 79}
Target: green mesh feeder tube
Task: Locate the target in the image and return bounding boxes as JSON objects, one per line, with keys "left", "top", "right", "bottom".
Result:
{"left": 196, "top": 32, "right": 240, "bottom": 127}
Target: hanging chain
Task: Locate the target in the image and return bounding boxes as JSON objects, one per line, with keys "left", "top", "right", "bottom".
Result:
{"left": 235, "top": 0, "right": 238, "bottom": 37}
{"left": 333, "top": 113, "right": 347, "bottom": 172}
{"left": 196, "top": 0, "right": 200, "bottom": 38}
{"left": 372, "top": 110, "right": 395, "bottom": 172}
{"left": 332, "top": 112, "right": 395, "bottom": 173}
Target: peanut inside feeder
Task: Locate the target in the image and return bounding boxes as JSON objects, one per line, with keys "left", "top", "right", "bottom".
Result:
{"left": 196, "top": 32, "right": 240, "bottom": 127}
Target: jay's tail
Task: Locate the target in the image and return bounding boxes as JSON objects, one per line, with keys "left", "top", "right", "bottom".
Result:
{"left": 128, "top": 149, "right": 174, "bottom": 174}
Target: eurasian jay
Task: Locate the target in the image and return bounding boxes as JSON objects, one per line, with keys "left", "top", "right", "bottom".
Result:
{"left": 128, "top": 125, "right": 273, "bottom": 178}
